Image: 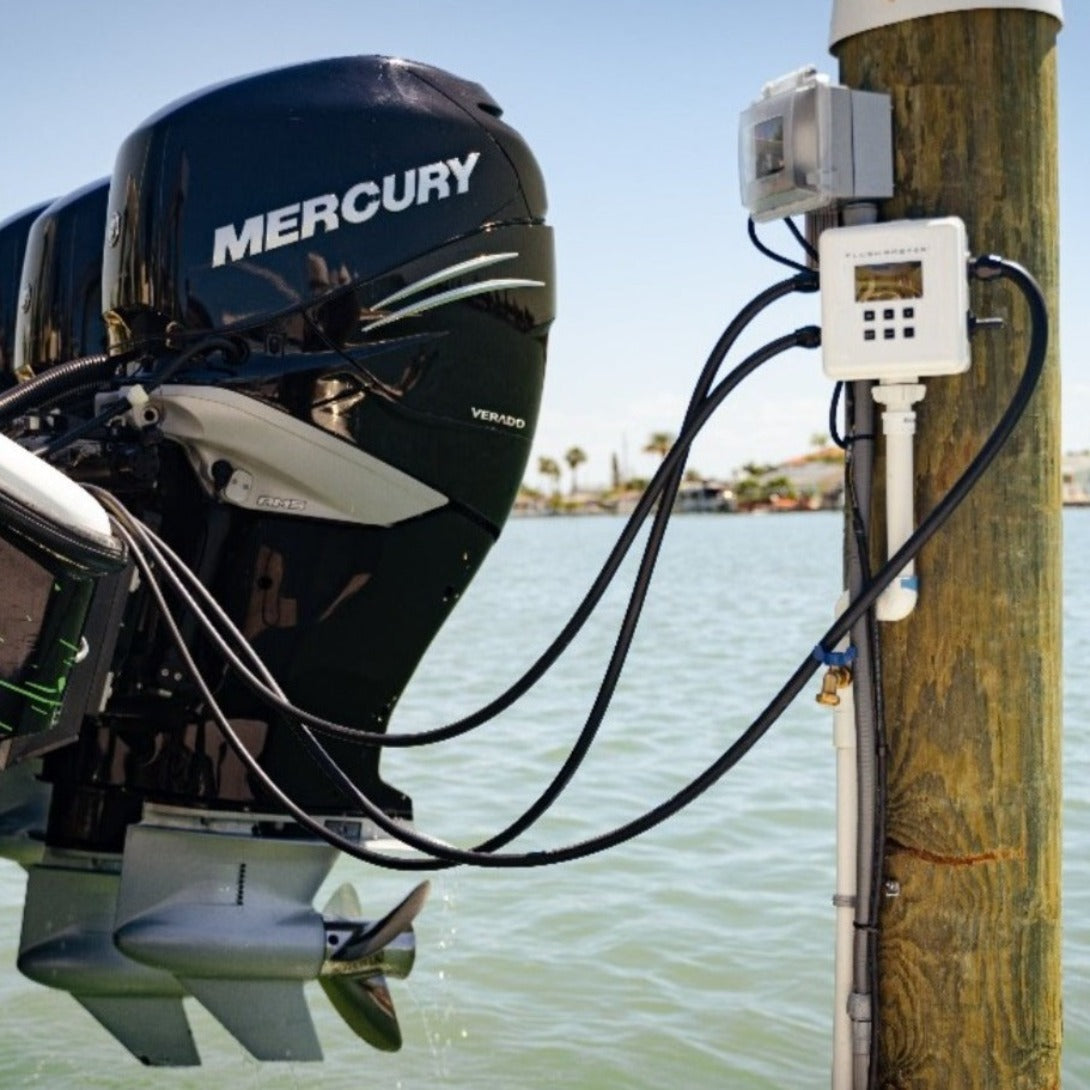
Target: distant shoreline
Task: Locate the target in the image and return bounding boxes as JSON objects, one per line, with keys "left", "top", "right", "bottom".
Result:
{"left": 521, "top": 448, "right": 1090, "bottom": 514}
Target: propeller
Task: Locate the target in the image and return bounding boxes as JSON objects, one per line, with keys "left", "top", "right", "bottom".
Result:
{"left": 319, "top": 880, "right": 430, "bottom": 1052}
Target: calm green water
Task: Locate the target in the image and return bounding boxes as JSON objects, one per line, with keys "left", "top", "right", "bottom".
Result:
{"left": 0, "top": 510, "right": 1085, "bottom": 1088}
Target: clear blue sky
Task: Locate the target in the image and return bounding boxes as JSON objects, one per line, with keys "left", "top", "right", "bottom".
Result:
{"left": 1, "top": 1, "right": 1085, "bottom": 486}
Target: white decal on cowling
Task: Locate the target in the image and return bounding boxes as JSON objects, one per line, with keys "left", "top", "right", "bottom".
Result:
{"left": 471, "top": 407, "right": 526, "bottom": 430}
{"left": 255, "top": 495, "right": 307, "bottom": 511}
{"left": 212, "top": 152, "right": 481, "bottom": 267}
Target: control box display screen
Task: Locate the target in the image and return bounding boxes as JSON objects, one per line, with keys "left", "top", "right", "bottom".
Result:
{"left": 854, "top": 261, "right": 923, "bottom": 302}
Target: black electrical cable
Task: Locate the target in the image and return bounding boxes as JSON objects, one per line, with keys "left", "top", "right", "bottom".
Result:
{"left": 102, "top": 513, "right": 429, "bottom": 872}
{"left": 308, "top": 317, "right": 821, "bottom": 853}
{"left": 41, "top": 335, "right": 240, "bottom": 460}
{"left": 471, "top": 324, "right": 822, "bottom": 852}
{"left": 499, "top": 273, "right": 819, "bottom": 843}
{"left": 91, "top": 291, "right": 819, "bottom": 868}
{"left": 95, "top": 252, "right": 1045, "bottom": 874}
{"left": 149, "top": 272, "right": 820, "bottom": 752}
{"left": 522, "top": 252, "right": 1047, "bottom": 868}
{"left": 399, "top": 270, "right": 815, "bottom": 749}
{"left": 747, "top": 216, "right": 812, "bottom": 273}
{"left": 840, "top": 380, "right": 886, "bottom": 1090}
{"left": 97, "top": 327, "right": 819, "bottom": 872}
{"left": 124, "top": 301, "right": 816, "bottom": 774}
{"left": 654, "top": 271, "right": 818, "bottom": 537}
{"left": 785, "top": 216, "right": 819, "bottom": 264}
{"left": 849, "top": 253, "right": 1047, "bottom": 1089}
{"left": 866, "top": 615, "right": 888, "bottom": 1090}
{"left": 0, "top": 352, "right": 116, "bottom": 426}
{"left": 230, "top": 252, "right": 1048, "bottom": 870}
{"left": 830, "top": 381, "right": 876, "bottom": 452}
{"left": 829, "top": 381, "right": 847, "bottom": 448}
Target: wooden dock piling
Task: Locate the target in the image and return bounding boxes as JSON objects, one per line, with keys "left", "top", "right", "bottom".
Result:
{"left": 833, "top": 6, "right": 1064, "bottom": 1086}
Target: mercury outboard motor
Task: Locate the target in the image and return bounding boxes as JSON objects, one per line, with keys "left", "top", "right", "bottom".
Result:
{"left": 63, "top": 53, "right": 554, "bottom": 822}
{"left": 0, "top": 191, "right": 124, "bottom": 866}
{"left": 13, "top": 179, "right": 111, "bottom": 384}
{"left": 14, "top": 55, "right": 554, "bottom": 1066}
{"left": 3, "top": 181, "right": 130, "bottom": 765}
{"left": 0, "top": 199, "right": 56, "bottom": 864}
{"left": 0, "top": 200, "right": 52, "bottom": 389}
{"left": 0, "top": 429, "right": 125, "bottom": 867}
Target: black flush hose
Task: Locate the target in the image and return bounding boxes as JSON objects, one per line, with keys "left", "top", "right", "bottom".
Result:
{"left": 240, "top": 253, "right": 1048, "bottom": 870}
{"left": 0, "top": 353, "right": 116, "bottom": 426}
{"left": 94, "top": 253, "right": 1047, "bottom": 873}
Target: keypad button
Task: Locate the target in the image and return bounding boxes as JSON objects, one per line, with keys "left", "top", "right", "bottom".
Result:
{"left": 864, "top": 329, "right": 876, "bottom": 341}
{"left": 883, "top": 308, "right": 895, "bottom": 321}
{"left": 904, "top": 327, "right": 915, "bottom": 339}
{"left": 863, "top": 309, "right": 876, "bottom": 322}
{"left": 883, "top": 328, "right": 896, "bottom": 340}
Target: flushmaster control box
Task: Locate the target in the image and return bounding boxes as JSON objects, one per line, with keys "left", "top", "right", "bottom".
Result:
{"left": 819, "top": 217, "right": 971, "bottom": 382}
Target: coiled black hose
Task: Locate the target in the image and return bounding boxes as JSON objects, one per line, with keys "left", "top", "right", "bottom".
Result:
{"left": 0, "top": 353, "right": 117, "bottom": 426}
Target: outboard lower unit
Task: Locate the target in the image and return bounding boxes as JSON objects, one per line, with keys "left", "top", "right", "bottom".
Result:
{"left": 6, "top": 55, "right": 554, "bottom": 1065}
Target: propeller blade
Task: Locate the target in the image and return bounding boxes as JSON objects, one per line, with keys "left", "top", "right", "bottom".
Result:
{"left": 319, "top": 974, "right": 402, "bottom": 1052}
{"left": 319, "top": 881, "right": 430, "bottom": 1052}
{"left": 323, "top": 882, "right": 363, "bottom": 920}
{"left": 343, "top": 880, "right": 430, "bottom": 961}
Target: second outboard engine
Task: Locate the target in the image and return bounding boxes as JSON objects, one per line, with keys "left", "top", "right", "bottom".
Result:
{"left": 0, "top": 200, "right": 52, "bottom": 389}
{"left": 13, "top": 55, "right": 554, "bottom": 1066}
{"left": 0, "top": 199, "right": 56, "bottom": 862}
{"left": 3, "top": 180, "right": 123, "bottom": 766}
{"left": 0, "top": 191, "right": 121, "bottom": 866}
{"left": 14, "top": 179, "right": 111, "bottom": 385}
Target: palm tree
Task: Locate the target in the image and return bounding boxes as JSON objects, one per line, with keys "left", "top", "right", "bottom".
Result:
{"left": 643, "top": 431, "right": 675, "bottom": 461}
{"left": 564, "top": 446, "right": 587, "bottom": 495}
{"left": 742, "top": 460, "right": 775, "bottom": 477}
{"left": 537, "top": 455, "right": 561, "bottom": 496}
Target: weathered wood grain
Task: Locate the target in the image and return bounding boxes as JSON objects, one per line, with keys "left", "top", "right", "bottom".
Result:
{"left": 835, "top": 10, "right": 1062, "bottom": 1088}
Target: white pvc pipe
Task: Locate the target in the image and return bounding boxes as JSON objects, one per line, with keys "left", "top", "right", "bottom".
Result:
{"left": 872, "top": 383, "right": 925, "bottom": 622}
{"left": 832, "top": 675, "right": 857, "bottom": 1090}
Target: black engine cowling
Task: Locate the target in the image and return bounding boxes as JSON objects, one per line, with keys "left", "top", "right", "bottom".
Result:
{"left": 14, "top": 179, "right": 111, "bottom": 383}
{"left": 0, "top": 200, "right": 52, "bottom": 389}
{"left": 30, "top": 55, "right": 553, "bottom": 841}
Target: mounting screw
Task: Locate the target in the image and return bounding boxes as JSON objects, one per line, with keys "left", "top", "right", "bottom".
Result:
{"left": 883, "top": 878, "right": 901, "bottom": 898}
